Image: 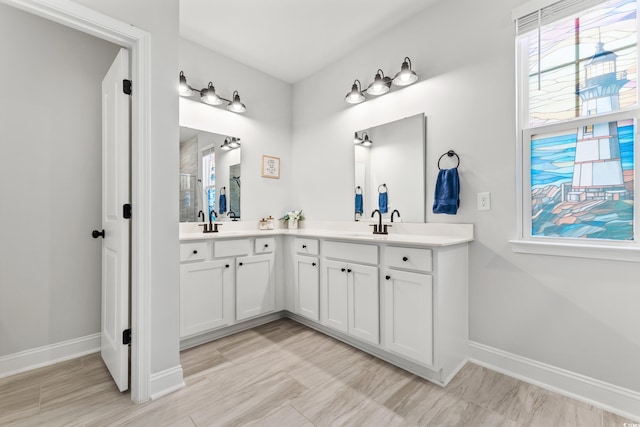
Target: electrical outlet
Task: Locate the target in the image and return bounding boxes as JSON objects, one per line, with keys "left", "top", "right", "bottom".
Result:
{"left": 477, "top": 192, "right": 491, "bottom": 211}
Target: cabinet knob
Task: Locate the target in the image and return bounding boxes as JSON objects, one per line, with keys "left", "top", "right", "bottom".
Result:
{"left": 341, "top": 268, "right": 346, "bottom": 272}
{"left": 264, "top": 244, "right": 269, "bottom": 248}
{"left": 91, "top": 229, "right": 105, "bottom": 239}
{"left": 193, "top": 250, "right": 198, "bottom": 255}
{"left": 385, "top": 275, "right": 391, "bottom": 280}
{"left": 312, "top": 262, "right": 316, "bottom": 267}
{"left": 225, "top": 264, "right": 230, "bottom": 268}
{"left": 402, "top": 256, "right": 408, "bottom": 262}
{"left": 238, "top": 262, "right": 243, "bottom": 266}
{"left": 347, "top": 269, "right": 352, "bottom": 273}
{"left": 302, "top": 244, "right": 307, "bottom": 249}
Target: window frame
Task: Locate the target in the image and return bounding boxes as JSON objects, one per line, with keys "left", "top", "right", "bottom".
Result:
{"left": 511, "top": 0, "right": 640, "bottom": 262}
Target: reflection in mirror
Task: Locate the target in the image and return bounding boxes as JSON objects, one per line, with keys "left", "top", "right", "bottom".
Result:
{"left": 179, "top": 127, "right": 241, "bottom": 222}
{"left": 354, "top": 114, "right": 425, "bottom": 222}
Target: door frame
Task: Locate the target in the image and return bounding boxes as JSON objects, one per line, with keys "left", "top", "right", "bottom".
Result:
{"left": 3, "top": 0, "right": 152, "bottom": 403}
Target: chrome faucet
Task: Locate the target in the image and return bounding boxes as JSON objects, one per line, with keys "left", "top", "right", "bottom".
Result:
{"left": 227, "top": 211, "right": 238, "bottom": 222}
{"left": 391, "top": 209, "right": 401, "bottom": 222}
{"left": 369, "top": 209, "right": 391, "bottom": 235}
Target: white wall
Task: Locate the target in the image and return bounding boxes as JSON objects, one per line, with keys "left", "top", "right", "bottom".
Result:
{"left": 0, "top": 4, "right": 119, "bottom": 356}
{"left": 71, "top": 0, "right": 181, "bottom": 377}
{"left": 292, "top": 0, "right": 640, "bottom": 393}
{"left": 179, "top": 38, "right": 292, "bottom": 221}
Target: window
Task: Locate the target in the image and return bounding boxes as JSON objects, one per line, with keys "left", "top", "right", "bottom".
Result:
{"left": 514, "top": 0, "right": 639, "bottom": 259}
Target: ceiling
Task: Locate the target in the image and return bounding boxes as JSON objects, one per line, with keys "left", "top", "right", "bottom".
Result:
{"left": 179, "top": 0, "right": 439, "bottom": 84}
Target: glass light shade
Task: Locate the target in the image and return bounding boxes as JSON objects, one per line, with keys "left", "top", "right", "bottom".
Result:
{"left": 393, "top": 59, "right": 418, "bottom": 86}
{"left": 179, "top": 72, "right": 194, "bottom": 96}
{"left": 228, "top": 138, "right": 240, "bottom": 148}
{"left": 362, "top": 135, "right": 373, "bottom": 147}
{"left": 366, "top": 71, "right": 391, "bottom": 96}
{"left": 220, "top": 139, "right": 232, "bottom": 151}
{"left": 227, "top": 92, "right": 246, "bottom": 113}
{"left": 345, "top": 82, "right": 365, "bottom": 104}
{"left": 200, "top": 82, "right": 223, "bottom": 105}
{"left": 354, "top": 132, "right": 362, "bottom": 144}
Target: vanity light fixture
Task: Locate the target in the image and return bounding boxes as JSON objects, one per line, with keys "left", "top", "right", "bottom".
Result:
{"left": 228, "top": 137, "right": 241, "bottom": 149}
{"left": 220, "top": 138, "right": 232, "bottom": 151}
{"left": 345, "top": 57, "right": 418, "bottom": 105}
{"left": 361, "top": 133, "right": 373, "bottom": 147}
{"left": 178, "top": 71, "right": 247, "bottom": 114}
{"left": 354, "top": 132, "right": 363, "bottom": 144}
{"left": 220, "top": 137, "right": 241, "bottom": 151}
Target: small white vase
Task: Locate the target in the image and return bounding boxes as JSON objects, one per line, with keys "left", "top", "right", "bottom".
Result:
{"left": 288, "top": 219, "right": 298, "bottom": 229}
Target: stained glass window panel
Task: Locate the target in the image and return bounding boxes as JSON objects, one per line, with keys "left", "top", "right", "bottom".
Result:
{"left": 526, "top": 0, "right": 637, "bottom": 126}
{"left": 531, "top": 119, "right": 634, "bottom": 240}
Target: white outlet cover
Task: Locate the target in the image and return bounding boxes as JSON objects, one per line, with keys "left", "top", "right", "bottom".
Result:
{"left": 477, "top": 192, "right": 491, "bottom": 211}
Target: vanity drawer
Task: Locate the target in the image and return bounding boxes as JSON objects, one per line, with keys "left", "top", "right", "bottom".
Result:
{"left": 180, "top": 241, "right": 208, "bottom": 262}
{"left": 324, "top": 240, "right": 378, "bottom": 265}
{"left": 255, "top": 237, "right": 275, "bottom": 254}
{"left": 386, "top": 246, "right": 432, "bottom": 273}
{"left": 295, "top": 238, "right": 319, "bottom": 255}
{"left": 214, "top": 239, "right": 251, "bottom": 258}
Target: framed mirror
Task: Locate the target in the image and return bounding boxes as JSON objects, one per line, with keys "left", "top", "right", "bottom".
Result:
{"left": 354, "top": 114, "right": 426, "bottom": 222}
{"left": 179, "top": 127, "right": 241, "bottom": 222}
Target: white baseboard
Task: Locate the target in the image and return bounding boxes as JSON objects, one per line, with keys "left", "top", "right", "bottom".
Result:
{"left": 469, "top": 341, "right": 640, "bottom": 422}
{"left": 0, "top": 333, "right": 101, "bottom": 379}
{"left": 149, "top": 365, "right": 185, "bottom": 400}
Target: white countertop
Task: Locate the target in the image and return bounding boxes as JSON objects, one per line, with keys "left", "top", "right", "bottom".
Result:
{"left": 179, "top": 226, "right": 473, "bottom": 247}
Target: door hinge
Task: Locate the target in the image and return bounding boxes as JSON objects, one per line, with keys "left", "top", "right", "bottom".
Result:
{"left": 123, "top": 203, "right": 132, "bottom": 219}
{"left": 123, "top": 329, "right": 131, "bottom": 345}
{"left": 123, "top": 79, "right": 132, "bottom": 95}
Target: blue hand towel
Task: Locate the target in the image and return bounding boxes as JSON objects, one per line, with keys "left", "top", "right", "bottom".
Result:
{"left": 219, "top": 193, "right": 227, "bottom": 214}
{"left": 355, "top": 193, "right": 363, "bottom": 214}
{"left": 378, "top": 191, "right": 388, "bottom": 214}
{"left": 433, "top": 168, "right": 459, "bottom": 215}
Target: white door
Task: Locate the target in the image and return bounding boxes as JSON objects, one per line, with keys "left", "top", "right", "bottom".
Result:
{"left": 322, "top": 260, "right": 348, "bottom": 333}
{"left": 180, "top": 259, "right": 234, "bottom": 337}
{"left": 100, "top": 48, "right": 130, "bottom": 392}
{"left": 348, "top": 264, "right": 379, "bottom": 345}
{"left": 236, "top": 254, "right": 275, "bottom": 321}
{"left": 383, "top": 269, "right": 433, "bottom": 365}
{"left": 295, "top": 256, "right": 319, "bottom": 321}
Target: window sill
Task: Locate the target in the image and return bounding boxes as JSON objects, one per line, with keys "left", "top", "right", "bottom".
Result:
{"left": 509, "top": 239, "right": 640, "bottom": 263}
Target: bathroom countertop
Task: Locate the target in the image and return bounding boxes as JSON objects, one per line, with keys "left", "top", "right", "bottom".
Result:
{"left": 179, "top": 227, "right": 473, "bottom": 247}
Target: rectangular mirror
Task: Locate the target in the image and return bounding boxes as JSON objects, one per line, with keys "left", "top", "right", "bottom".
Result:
{"left": 354, "top": 114, "right": 426, "bottom": 222}
{"left": 179, "top": 127, "right": 241, "bottom": 222}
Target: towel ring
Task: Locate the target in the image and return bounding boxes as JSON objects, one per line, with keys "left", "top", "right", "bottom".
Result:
{"left": 437, "top": 150, "right": 460, "bottom": 170}
{"left": 378, "top": 183, "right": 387, "bottom": 193}
{"left": 355, "top": 186, "right": 363, "bottom": 194}
{"left": 220, "top": 186, "right": 226, "bottom": 195}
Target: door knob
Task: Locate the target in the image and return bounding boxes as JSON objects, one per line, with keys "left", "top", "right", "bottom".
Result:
{"left": 92, "top": 229, "right": 105, "bottom": 238}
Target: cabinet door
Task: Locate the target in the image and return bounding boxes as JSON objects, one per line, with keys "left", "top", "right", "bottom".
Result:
{"left": 321, "top": 259, "right": 349, "bottom": 333}
{"left": 348, "top": 264, "right": 379, "bottom": 345}
{"left": 236, "top": 253, "right": 275, "bottom": 321}
{"left": 180, "top": 259, "right": 233, "bottom": 338}
{"left": 295, "top": 255, "right": 320, "bottom": 321}
{"left": 384, "top": 269, "right": 433, "bottom": 366}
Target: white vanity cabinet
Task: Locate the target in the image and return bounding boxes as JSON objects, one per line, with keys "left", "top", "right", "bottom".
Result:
{"left": 321, "top": 241, "right": 379, "bottom": 345}
{"left": 293, "top": 238, "right": 320, "bottom": 321}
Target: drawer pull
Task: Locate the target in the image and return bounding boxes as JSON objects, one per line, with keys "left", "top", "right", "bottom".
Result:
{"left": 312, "top": 262, "right": 316, "bottom": 267}
{"left": 302, "top": 244, "right": 307, "bottom": 249}
{"left": 238, "top": 262, "right": 243, "bottom": 267}
{"left": 264, "top": 244, "right": 269, "bottom": 248}
{"left": 193, "top": 250, "right": 198, "bottom": 255}
{"left": 347, "top": 269, "right": 352, "bottom": 273}
{"left": 385, "top": 275, "right": 391, "bottom": 280}
{"left": 341, "top": 268, "right": 346, "bottom": 272}
{"left": 402, "top": 256, "right": 408, "bottom": 262}
{"left": 225, "top": 264, "right": 230, "bottom": 268}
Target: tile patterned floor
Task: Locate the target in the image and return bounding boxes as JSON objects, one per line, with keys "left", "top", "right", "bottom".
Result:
{"left": 0, "top": 319, "right": 637, "bottom": 426}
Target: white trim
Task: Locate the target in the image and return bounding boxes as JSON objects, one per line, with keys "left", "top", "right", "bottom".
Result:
{"left": 149, "top": 366, "right": 185, "bottom": 400}
{"left": 510, "top": 239, "right": 640, "bottom": 262}
{"left": 469, "top": 341, "right": 640, "bottom": 422}
{"left": 2, "top": 0, "right": 153, "bottom": 403}
{"left": 0, "top": 334, "right": 100, "bottom": 379}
